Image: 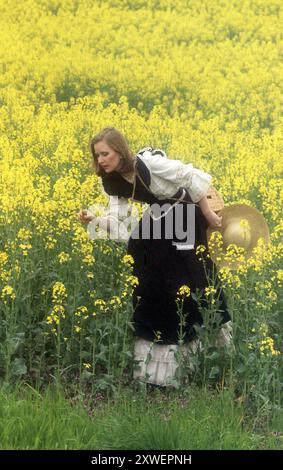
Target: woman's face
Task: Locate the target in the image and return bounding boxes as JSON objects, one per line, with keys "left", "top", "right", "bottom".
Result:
{"left": 94, "top": 140, "right": 122, "bottom": 173}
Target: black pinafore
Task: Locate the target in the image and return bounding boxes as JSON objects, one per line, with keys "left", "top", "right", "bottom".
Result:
{"left": 102, "top": 157, "right": 231, "bottom": 345}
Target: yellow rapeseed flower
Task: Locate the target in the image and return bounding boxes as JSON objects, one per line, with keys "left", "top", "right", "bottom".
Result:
{"left": 126, "top": 275, "right": 139, "bottom": 287}
{"left": 122, "top": 254, "right": 134, "bottom": 265}
{"left": 58, "top": 252, "right": 71, "bottom": 264}
{"left": 1, "top": 285, "right": 16, "bottom": 300}
{"left": 52, "top": 282, "right": 67, "bottom": 303}
{"left": 177, "top": 285, "right": 191, "bottom": 298}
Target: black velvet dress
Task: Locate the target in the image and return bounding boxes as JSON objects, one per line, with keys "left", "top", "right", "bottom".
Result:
{"left": 102, "top": 157, "right": 231, "bottom": 345}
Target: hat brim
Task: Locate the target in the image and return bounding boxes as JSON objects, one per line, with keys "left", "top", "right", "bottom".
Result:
{"left": 206, "top": 204, "right": 270, "bottom": 269}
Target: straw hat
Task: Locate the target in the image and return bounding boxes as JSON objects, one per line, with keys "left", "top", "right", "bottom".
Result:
{"left": 207, "top": 186, "right": 224, "bottom": 213}
{"left": 207, "top": 204, "right": 270, "bottom": 269}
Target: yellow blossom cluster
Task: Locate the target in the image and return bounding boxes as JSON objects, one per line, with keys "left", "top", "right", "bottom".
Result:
{"left": 196, "top": 245, "right": 206, "bottom": 255}
{"left": 52, "top": 282, "right": 67, "bottom": 303}
{"left": 122, "top": 255, "right": 134, "bottom": 266}
{"left": 109, "top": 296, "right": 122, "bottom": 307}
{"left": 46, "top": 304, "right": 66, "bottom": 326}
{"left": 17, "top": 229, "right": 32, "bottom": 240}
{"left": 1, "top": 285, "right": 16, "bottom": 302}
{"left": 74, "top": 306, "right": 89, "bottom": 319}
{"left": 177, "top": 285, "right": 191, "bottom": 298}
{"left": 93, "top": 298, "right": 109, "bottom": 313}
{"left": 73, "top": 305, "right": 90, "bottom": 333}
{"left": 58, "top": 251, "right": 71, "bottom": 264}
{"left": 259, "top": 337, "right": 281, "bottom": 357}
{"left": 204, "top": 286, "right": 218, "bottom": 304}
{"left": 125, "top": 275, "right": 139, "bottom": 288}
{"left": 254, "top": 279, "right": 278, "bottom": 311}
{"left": 248, "top": 323, "right": 281, "bottom": 357}
{"left": 258, "top": 323, "right": 281, "bottom": 357}
{"left": 218, "top": 267, "right": 241, "bottom": 290}
{"left": 0, "top": 251, "right": 11, "bottom": 283}
{"left": 83, "top": 363, "right": 92, "bottom": 369}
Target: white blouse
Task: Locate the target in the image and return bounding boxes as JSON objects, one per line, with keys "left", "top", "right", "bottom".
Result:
{"left": 87, "top": 148, "right": 212, "bottom": 243}
{"left": 136, "top": 148, "right": 212, "bottom": 203}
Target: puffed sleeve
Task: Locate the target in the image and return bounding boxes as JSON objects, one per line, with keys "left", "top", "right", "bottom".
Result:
{"left": 140, "top": 149, "right": 212, "bottom": 203}
{"left": 87, "top": 196, "right": 130, "bottom": 242}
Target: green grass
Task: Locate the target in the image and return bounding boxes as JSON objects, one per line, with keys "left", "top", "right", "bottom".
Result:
{"left": 0, "top": 384, "right": 282, "bottom": 450}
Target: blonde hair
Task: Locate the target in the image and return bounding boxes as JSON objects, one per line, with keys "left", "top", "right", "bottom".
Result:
{"left": 89, "top": 127, "right": 135, "bottom": 176}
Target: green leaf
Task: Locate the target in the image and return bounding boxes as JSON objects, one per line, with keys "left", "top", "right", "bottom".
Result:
{"left": 206, "top": 351, "right": 220, "bottom": 361}
{"left": 11, "top": 358, "right": 27, "bottom": 376}
{"left": 81, "top": 370, "right": 92, "bottom": 382}
{"left": 209, "top": 366, "right": 220, "bottom": 379}
{"left": 8, "top": 333, "right": 25, "bottom": 355}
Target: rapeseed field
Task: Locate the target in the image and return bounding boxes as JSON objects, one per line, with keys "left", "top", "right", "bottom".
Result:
{"left": 0, "top": 0, "right": 281, "bottom": 433}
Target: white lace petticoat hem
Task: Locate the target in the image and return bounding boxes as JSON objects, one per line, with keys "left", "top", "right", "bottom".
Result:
{"left": 133, "top": 321, "right": 233, "bottom": 387}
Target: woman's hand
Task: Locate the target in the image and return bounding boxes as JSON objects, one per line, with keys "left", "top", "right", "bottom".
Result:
{"left": 77, "top": 209, "right": 94, "bottom": 224}
{"left": 204, "top": 210, "right": 222, "bottom": 229}
{"left": 198, "top": 196, "right": 222, "bottom": 229}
